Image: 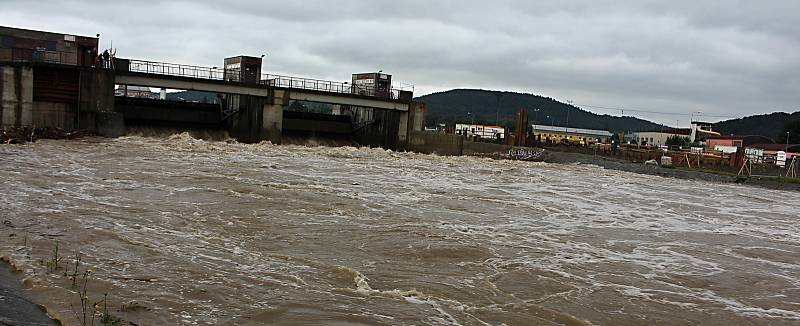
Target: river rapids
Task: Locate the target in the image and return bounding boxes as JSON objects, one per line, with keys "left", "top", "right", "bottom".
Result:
{"left": 0, "top": 134, "right": 798, "bottom": 325}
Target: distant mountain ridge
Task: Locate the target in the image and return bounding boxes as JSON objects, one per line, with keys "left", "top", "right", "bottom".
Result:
{"left": 414, "top": 89, "right": 662, "bottom": 133}
{"left": 155, "top": 89, "right": 799, "bottom": 140}
{"left": 712, "top": 112, "right": 800, "bottom": 142}
{"left": 414, "top": 89, "right": 799, "bottom": 138}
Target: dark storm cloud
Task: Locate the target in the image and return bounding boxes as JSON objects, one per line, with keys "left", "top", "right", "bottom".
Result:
{"left": 2, "top": 0, "right": 797, "bottom": 123}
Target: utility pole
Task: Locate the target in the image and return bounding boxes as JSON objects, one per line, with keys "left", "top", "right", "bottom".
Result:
{"left": 691, "top": 111, "right": 702, "bottom": 124}
{"left": 495, "top": 93, "right": 503, "bottom": 127}
{"left": 566, "top": 100, "right": 573, "bottom": 127}
{"left": 787, "top": 131, "right": 791, "bottom": 152}
{"left": 532, "top": 108, "right": 540, "bottom": 144}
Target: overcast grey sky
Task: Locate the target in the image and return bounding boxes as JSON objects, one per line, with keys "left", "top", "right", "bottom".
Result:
{"left": 2, "top": 0, "right": 798, "bottom": 124}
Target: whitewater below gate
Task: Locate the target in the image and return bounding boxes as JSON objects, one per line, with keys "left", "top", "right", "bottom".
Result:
{"left": 0, "top": 135, "right": 798, "bottom": 325}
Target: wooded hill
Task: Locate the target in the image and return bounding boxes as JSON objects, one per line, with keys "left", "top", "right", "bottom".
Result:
{"left": 414, "top": 89, "right": 662, "bottom": 133}
{"left": 712, "top": 112, "right": 800, "bottom": 143}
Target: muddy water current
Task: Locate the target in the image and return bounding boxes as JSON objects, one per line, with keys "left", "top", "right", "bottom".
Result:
{"left": 0, "top": 135, "right": 798, "bottom": 325}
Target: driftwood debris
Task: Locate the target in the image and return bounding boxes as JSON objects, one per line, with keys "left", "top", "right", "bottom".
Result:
{"left": 1, "top": 127, "right": 96, "bottom": 144}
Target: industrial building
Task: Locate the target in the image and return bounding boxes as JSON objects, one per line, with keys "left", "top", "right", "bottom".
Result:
{"left": 351, "top": 72, "right": 392, "bottom": 98}
{"left": 532, "top": 125, "right": 612, "bottom": 145}
{"left": 705, "top": 135, "right": 775, "bottom": 149}
{"left": 630, "top": 122, "right": 722, "bottom": 147}
{"left": 0, "top": 26, "right": 98, "bottom": 66}
{"left": 223, "top": 56, "right": 262, "bottom": 83}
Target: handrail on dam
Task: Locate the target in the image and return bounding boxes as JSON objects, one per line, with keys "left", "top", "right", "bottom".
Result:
{"left": 126, "top": 59, "right": 229, "bottom": 80}
{"left": 261, "top": 74, "right": 405, "bottom": 100}
{"left": 121, "top": 59, "right": 412, "bottom": 100}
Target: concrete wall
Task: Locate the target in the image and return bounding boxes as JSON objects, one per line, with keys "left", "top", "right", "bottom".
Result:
{"left": 408, "top": 102, "right": 426, "bottom": 133}
{"left": 32, "top": 101, "right": 76, "bottom": 130}
{"left": 263, "top": 89, "right": 288, "bottom": 144}
{"left": 1, "top": 66, "right": 33, "bottom": 128}
{"left": 263, "top": 104, "right": 283, "bottom": 144}
{"left": 356, "top": 109, "right": 401, "bottom": 149}
{"left": 227, "top": 95, "right": 271, "bottom": 143}
{"left": 2, "top": 65, "right": 119, "bottom": 132}
{"left": 397, "top": 111, "right": 409, "bottom": 147}
{"left": 77, "top": 69, "right": 123, "bottom": 136}
{"left": 79, "top": 69, "right": 115, "bottom": 113}
{"left": 407, "top": 131, "right": 516, "bottom": 158}
{"left": 407, "top": 131, "right": 463, "bottom": 156}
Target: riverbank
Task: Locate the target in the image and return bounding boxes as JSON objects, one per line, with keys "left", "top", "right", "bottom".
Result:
{"left": 0, "top": 261, "right": 57, "bottom": 325}
{"left": 544, "top": 149, "right": 800, "bottom": 192}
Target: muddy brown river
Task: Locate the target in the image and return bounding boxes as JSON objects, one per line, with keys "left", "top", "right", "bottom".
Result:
{"left": 0, "top": 135, "right": 798, "bottom": 325}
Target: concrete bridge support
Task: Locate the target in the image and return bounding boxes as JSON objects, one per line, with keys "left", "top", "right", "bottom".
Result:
{"left": 78, "top": 69, "right": 123, "bottom": 137}
{"left": 262, "top": 89, "right": 287, "bottom": 144}
{"left": 1, "top": 64, "right": 122, "bottom": 137}
{"left": 0, "top": 66, "right": 33, "bottom": 128}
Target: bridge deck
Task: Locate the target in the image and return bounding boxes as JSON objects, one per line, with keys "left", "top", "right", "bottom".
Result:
{"left": 115, "top": 59, "right": 410, "bottom": 111}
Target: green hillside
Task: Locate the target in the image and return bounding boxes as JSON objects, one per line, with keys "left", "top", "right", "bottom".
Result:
{"left": 712, "top": 112, "right": 800, "bottom": 142}
{"left": 414, "top": 89, "right": 662, "bottom": 133}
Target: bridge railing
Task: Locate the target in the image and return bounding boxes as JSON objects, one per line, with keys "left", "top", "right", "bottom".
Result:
{"left": 5, "top": 48, "right": 81, "bottom": 66}
{"left": 122, "top": 59, "right": 413, "bottom": 99}
{"left": 126, "top": 59, "right": 231, "bottom": 80}
{"left": 262, "top": 74, "right": 409, "bottom": 100}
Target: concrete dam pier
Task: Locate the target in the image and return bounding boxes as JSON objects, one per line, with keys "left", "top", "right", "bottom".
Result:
{"left": 1, "top": 26, "right": 425, "bottom": 149}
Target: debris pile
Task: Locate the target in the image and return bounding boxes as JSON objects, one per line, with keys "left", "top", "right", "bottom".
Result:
{"left": 1, "top": 127, "right": 96, "bottom": 144}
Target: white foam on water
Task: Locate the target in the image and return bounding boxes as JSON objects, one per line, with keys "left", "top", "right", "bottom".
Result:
{"left": 1, "top": 137, "right": 799, "bottom": 324}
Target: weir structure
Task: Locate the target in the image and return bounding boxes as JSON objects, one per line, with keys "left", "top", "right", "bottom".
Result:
{"left": 0, "top": 26, "right": 425, "bottom": 149}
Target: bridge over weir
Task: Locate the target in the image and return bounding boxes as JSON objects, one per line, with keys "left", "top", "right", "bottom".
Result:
{"left": 0, "top": 25, "right": 427, "bottom": 148}
{"left": 112, "top": 59, "right": 416, "bottom": 147}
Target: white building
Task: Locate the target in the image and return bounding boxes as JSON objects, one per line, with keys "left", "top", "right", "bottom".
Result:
{"left": 532, "top": 125, "right": 612, "bottom": 144}
{"left": 115, "top": 86, "right": 155, "bottom": 99}
{"left": 632, "top": 130, "right": 691, "bottom": 146}
{"left": 455, "top": 123, "right": 505, "bottom": 140}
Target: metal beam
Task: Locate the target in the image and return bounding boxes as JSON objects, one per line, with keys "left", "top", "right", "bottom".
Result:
{"left": 288, "top": 91, "right": 409, "bottom": 111}
{"left": 115, "top": 74, "right": 270, "bottom": 97}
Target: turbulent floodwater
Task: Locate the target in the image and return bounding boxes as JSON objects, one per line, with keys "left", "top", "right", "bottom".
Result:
{"left": 0, "top": 135, "right": 799, "bottom": 325}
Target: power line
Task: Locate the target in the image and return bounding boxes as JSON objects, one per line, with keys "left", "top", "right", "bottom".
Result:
{"left": 572, "top": 103, "right": 737, "bottom": 119}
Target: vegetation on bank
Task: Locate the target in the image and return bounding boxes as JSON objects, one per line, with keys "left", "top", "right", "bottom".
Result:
{"left": 2, "top": 235, "right": 147, "bottom": 325}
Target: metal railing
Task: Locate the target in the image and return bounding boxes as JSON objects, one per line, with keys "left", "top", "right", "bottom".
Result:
{"left": 262, "top": 74, "right": 406, "bottom": 99}
{"left": 126, "top": 59, "right": 230, "bottom": 80}
{"left": 5, "top": 48, "right": 80, "bottom": 65}
{"left": 262, "top": 74, "right": 354, "bottom": 93}
{"left": 122, "top": 59, "right": 413, "bottom": 99}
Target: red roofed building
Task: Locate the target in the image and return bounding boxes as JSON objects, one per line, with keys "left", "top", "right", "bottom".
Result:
{"left": 705, "top": 135, "right": 774, "bottom": 148}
